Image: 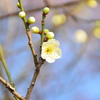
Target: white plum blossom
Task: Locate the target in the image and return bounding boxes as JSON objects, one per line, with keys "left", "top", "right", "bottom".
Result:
{"left": 41, "top": 39, "right": 62, "bottom": 63}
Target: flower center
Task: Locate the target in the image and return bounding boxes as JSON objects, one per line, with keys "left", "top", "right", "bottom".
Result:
{"left": 45, "top": 47, "right": 52, "bottom": 54}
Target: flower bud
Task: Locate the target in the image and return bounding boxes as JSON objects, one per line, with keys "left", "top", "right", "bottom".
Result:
{"left": 46, "top": 32, "right": 54, "bottom": 39}
{"left": 44, "top": 29, "right": 49, "bottom": 34}
{"left": 27, "top": 17, "right": 36, "bottom": 24}
{"left": 19, "top": 11, "right": 26, "bottom": 18}
{"left": 43, "top": 7, "right": 50, "bottom": 14}
{"left": 17, "top": 2, "right": 20, "bottom": 8}
{"left": 32, "top": 26, "right": 40, "bottom": 33}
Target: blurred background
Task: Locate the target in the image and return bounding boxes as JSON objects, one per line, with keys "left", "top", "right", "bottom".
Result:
{"left": 0, "top": 0, "right": 100, "bottom": 100}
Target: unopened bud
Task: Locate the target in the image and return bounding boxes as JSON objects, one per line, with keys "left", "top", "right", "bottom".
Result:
{"left": 32, "top": 26, "right": 40, "bottom": 33}
{"left": 17, "top": 2, "right": 20, "bottom": 8}
{"left": 44, "top": 29, "right": 49, "bottom": 35}
{"left": 28, "top": 17, "right": 36, "bottom": 24}
{"left": 43, "top": 7, "right": 50, "bottom": 14}
{"left": 19, "top": 11, "right": 26, "bottom": 18}
{"left": 46, "top": 32, "right": 54, "bottom": 39}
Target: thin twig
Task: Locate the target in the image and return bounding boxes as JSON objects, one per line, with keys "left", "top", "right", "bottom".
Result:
{"left": 0, "top": 45, "right": 13, "bottom": 86}
{"left": 0, "top": 44, "right": 19, "bottom": 100}
{"left": 26, "top": 29, "right": 38, "bottom": 65}
{"left": 41, "top": 13, "right": 46, "bottom": 45}
{"left": 0, "top": 76, "right": 25, "bottom": 100}
{"left": 25, "top": 67, "right": 40, "bottom": 100}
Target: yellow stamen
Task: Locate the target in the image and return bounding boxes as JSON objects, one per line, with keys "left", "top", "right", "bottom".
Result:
{"left": 46, "top": 47, "right": 52, "bottom": 54}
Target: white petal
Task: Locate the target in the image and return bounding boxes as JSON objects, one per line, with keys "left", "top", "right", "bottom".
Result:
{"left": 43, "top": 39, "right": 60, "bottom": 47}
{"left": 50, "top": 39, "right": 60, "bottom": 47}
{"left": 46, "top": 57, "right": 55, "bottom": 63}
{"left": 55, "top": 48, "right": 62, "bottom": 58}
{"left": 41, "top": 52, "right": 48, "bottom": 59}
{"left": 42, "top": 42, "right": 50, "bottom": 47}
{"left": 41, "top": 39, "right": 62, "bottom": 63}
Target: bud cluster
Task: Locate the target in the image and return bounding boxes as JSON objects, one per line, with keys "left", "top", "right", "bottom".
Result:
{"left": 17, "top": 3, "right": 54, "bottom": 41}
{"left": 17, "top": 4, "right": 50, "bottom": 34}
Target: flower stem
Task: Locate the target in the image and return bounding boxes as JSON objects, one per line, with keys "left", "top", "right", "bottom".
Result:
{"left": 18, "top": 0, "right": 29, "bottom": 30}
{"left": 41, "top": 13, "right": 46, "bottom": 45}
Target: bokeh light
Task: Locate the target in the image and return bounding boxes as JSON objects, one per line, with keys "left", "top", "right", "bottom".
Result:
{"left": 86, "top": 0, "right": 97, "bottom": 8}
{"left": 52, "top": 14, "right": 67, "bottom": 26}
{"left": 74, "top": 29, "right": 88, "bottom": 43}
{"left": 93, "top": 27, "right": 100, "bottom": 38}
{"left": 95, "top": 20, "right": 100, "bottom": 27}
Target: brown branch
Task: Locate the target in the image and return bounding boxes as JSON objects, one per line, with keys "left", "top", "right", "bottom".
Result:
{"left": 26, "top": 29, "right": 38, "bottom": 65}
{"left": 25, "top": 68, "right": 40, "bottom": 100}
{"left": 25, "top": 58, "right": 45, "bottom": 100}
{"left": 0, "top": 76, "right": 25, "bottom": 100}
{"left": 26, "top": 30, "right": 36, "bottom": 55}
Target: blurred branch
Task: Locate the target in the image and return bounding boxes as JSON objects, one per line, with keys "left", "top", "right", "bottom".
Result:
{"left": 0, "top": 45, "right": 18, "bottom": 100}
{"left": 44, "top": 0, "right": 50, "bottom": 7}
{"left": 0, "top": 76, "right": 25, "bottom": 100}
{"left": 71, "top": 15, "right": 100, "bottom": 23}
{"left": 0, "top": 45, "right": 14, "bottom": 86}
{"left": 66, "top": 32, "right": 93, "bottom": 71}
{"left": 0, "top": 0, "right": 87, "bottom": 20}
{"left": 0, "top": 0, "right": 99, "bottom": 23}
{"left": 62, "top": 0, "right": 100, "bottom": 23}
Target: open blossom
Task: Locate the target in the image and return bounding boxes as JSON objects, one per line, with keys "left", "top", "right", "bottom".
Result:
{"left": 41, "top": 39, "right": 62, "bottom": 63}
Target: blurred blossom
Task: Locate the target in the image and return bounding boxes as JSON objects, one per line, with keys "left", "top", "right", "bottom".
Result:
{"left": 86, "top": 0, "right": 97, "bottom": 8}
{"left": 52, "top": 14, "right": 67, "bottom": 26}
{"left": 74, "top": 29, "right": 88, "bottom": 43}
{"left": 95, "top": 20, "right": 100, "bottom": 27}
{"left": 93, "top": 27, "right": 100, "bottom": 38}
